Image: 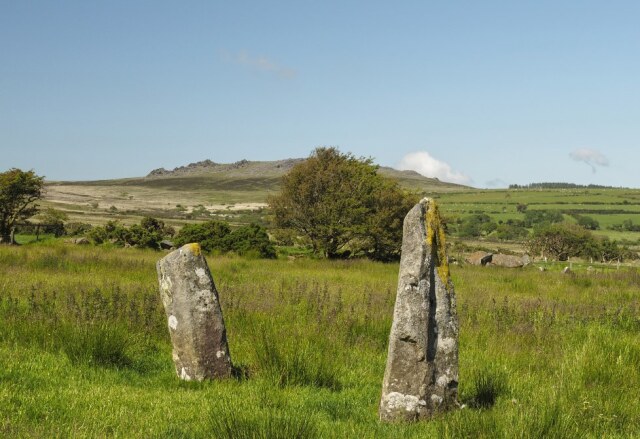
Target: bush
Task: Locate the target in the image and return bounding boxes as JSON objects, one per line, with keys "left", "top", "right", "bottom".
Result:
{"left": 174, "top": 220, "right": 276, "bottom": 258}
{"left": 523, "top": 210, "right": 564, "bottom": 228}
{"left": 528, "top": 222, "right": 634, "bottom": 262}
{"left": 88, "top": 217, "right": 173, "bottom": 249}
{"left": 224, "top": 224, "right": 276, "bottom": 259}
{"left": 457, "top": 214, "right": 498, "bottom": 238}
{"left": 495, "top": 223, "right": 529, "bottom": 241}
{"left": 528, "top": 223, "right": 595, "bottom": 261}
{"left": 174, "top": 220, "right": 231, "bottom": 253}
{"left": 64, "top": 222, "right": 93, "bottom": 236}
{"left": 574, "top": 215, "right": 600, "bottom": 230}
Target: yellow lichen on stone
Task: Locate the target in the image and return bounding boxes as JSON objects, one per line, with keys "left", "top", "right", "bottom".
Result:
{"left": 424, "top": 199, "right": 450, "bottom": 284}
{"left": 186, "top": 242, "right": 201, "bottom": 256}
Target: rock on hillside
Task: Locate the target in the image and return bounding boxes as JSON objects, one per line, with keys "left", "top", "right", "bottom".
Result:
{"left": 144, "top": 158, "right": 470, "bottom": 192}
{"left": 146, "top": 159, "right": 304, "bottom": 178}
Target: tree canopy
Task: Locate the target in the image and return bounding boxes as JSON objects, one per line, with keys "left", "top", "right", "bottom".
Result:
{"left": 527, "top": 222, "right": 635, "bottom": 262}
{"left": 268, "top": 147, "right": 416, "bottom": 261}
{"left": 0, "top": 168, "right": 45, "bottom": 244}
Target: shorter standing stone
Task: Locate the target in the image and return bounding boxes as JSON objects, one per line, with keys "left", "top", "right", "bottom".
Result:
{"left": 156, "top": 243, "right": 232, "bottom": 380}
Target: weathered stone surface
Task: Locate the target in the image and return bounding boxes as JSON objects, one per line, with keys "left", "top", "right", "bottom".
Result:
{"left": 156, "top": 243, "right": 232, "bottom": 380}
{"left": 465, "top": 251, "right": 493, "bottom": 266}
{"left": 380, "top": 198, "right": 459, "bottom": 422}
{"left": 490, "top": 254, "right": 524, "bottom": 268}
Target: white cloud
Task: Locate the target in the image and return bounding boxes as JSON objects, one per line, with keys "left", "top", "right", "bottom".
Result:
{"left": 569, "top": 148, "right": 609, "bottom": 173}
{"left": 396, "top": 151, "right": 472, "bottom": 185}
{"left": 223, "top": 50, "right": 297, "bottom": 79}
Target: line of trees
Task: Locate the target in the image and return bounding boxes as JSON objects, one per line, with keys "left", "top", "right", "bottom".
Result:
{"left": 509, "top": 182, "right": 624, "bottom": 189}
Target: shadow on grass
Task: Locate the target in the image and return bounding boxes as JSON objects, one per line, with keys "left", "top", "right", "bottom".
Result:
{"left": 464, "top": 368, "right": 509, "bottom": 409}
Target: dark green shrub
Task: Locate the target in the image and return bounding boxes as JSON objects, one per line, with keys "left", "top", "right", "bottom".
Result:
{"left": 175, "top": 221, "right": 276, "bottom": 258}
{"left": 523, "top": 210, "right": 564, "bottom": 227}
{"left": 224, "top": 223, "right": 276, "bottom": 259}
{"left": 64, "top": 222, "right": 93, "bottom": 236}
{"left": 496, "top": 223, "right": 529, "bottom": 241}
{"left": 174, "top": 220, "right": 231, "bottom": 253}
{"left": 458, "top": 214, "right": 497, "bottom": 237}
{"left": 88, "top": 217, "right": 173, "bottom": 248}
{"left": 574, "top": 215, "right": 600, "bottom": 230}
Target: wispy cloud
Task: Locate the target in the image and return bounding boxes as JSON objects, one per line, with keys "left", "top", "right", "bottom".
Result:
{"left": 569, "top": 148, "right": 609, "bottom": 173}
{"left": 396, "top": 151, "right": 472, "bottom": 185}
{"left": 223, "top": 50, "right": 297, "bottom": 79}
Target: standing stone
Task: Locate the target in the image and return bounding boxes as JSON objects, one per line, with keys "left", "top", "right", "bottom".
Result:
{"left": 156, "top": 243, "right": 232, "bottom": 380}
{"left": 379, "top": 198, "right": 459, "bottom": 422}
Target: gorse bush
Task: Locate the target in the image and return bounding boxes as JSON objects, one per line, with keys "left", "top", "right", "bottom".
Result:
{"left": 88, "top": 217, "right": 175, "bottom": 249}
{"left": 174, "top": 220, "right": 276, "bottom": 258}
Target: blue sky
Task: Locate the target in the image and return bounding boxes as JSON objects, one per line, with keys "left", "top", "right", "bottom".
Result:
{"left": 2, "top": 1, "right": 639, "bottom": 187}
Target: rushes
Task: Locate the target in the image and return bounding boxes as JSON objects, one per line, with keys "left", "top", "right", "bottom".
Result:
{"left": 249, "top": 320, "right": 342, "bottom": 390}
{"left": 469, "top": 368, "right": 508, "bottom": 409}
{"left": 59, "top": 322, "right": 133, "bottom": 368}
{"left": 207, "top": 399, "right": 318, "bottom": 439}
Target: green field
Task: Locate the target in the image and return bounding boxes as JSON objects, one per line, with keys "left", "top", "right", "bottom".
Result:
{"left": 433, "top": 188, "right": 640, "bottom": 247}
{"left": 1, "top": 242, "right": 639, "bottom": 437}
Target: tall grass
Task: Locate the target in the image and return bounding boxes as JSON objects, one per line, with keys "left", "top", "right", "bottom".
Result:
{"left": 1, "top": 242, "right": 639, "bottom": 437}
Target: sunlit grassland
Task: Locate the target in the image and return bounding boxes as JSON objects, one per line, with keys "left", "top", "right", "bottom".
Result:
{"left": 436, "top": 188, "right": 640, "bottom": 246}
{"left": 1, "top": 242, "right": 639, "bottom": 437}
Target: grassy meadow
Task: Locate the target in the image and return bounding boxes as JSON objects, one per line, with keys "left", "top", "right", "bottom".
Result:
{"left": 435, "top": 188, "right": 640, "bottom": 245}
{"left": 1, "top": 242, "right": 639, "bottom": 437}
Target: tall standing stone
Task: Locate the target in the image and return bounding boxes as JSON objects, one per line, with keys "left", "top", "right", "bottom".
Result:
{"left": 156, "top": 243, "right": 233, "bottom": 380}
{"left": 379, "top": 198, "right": 459, "bottom": 422}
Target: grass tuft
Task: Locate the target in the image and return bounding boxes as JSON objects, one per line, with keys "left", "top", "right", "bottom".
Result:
{"left": 470, "top": 368, "right": 508, "bottom": 409}
{"left": 250, "top": 321, "right": 342, "bottom": 390}
{"left": 207, "top": 400, "right": 318, "bottom": 439}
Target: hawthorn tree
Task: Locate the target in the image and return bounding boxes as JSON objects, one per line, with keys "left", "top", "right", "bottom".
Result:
{"left": 0, "top": 169, "right": 44, "bottom": 244}
{"left": 268, "top": 147, "right": 416, "bottom": 260}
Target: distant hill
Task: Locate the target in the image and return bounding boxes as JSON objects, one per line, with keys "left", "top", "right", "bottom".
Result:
{"left": 138, "top": 158, "right": 470, "bottom": 193}
{"left": 42, "top": 158, "right": 470, "bottom": 226}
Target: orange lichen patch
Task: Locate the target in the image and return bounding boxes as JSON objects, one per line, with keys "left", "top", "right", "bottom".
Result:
{"left": 424, "top": 199, "right": 450, "bottom": 284}
{"left": 186, "top": 242, "right": 202, "bottom": 256}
